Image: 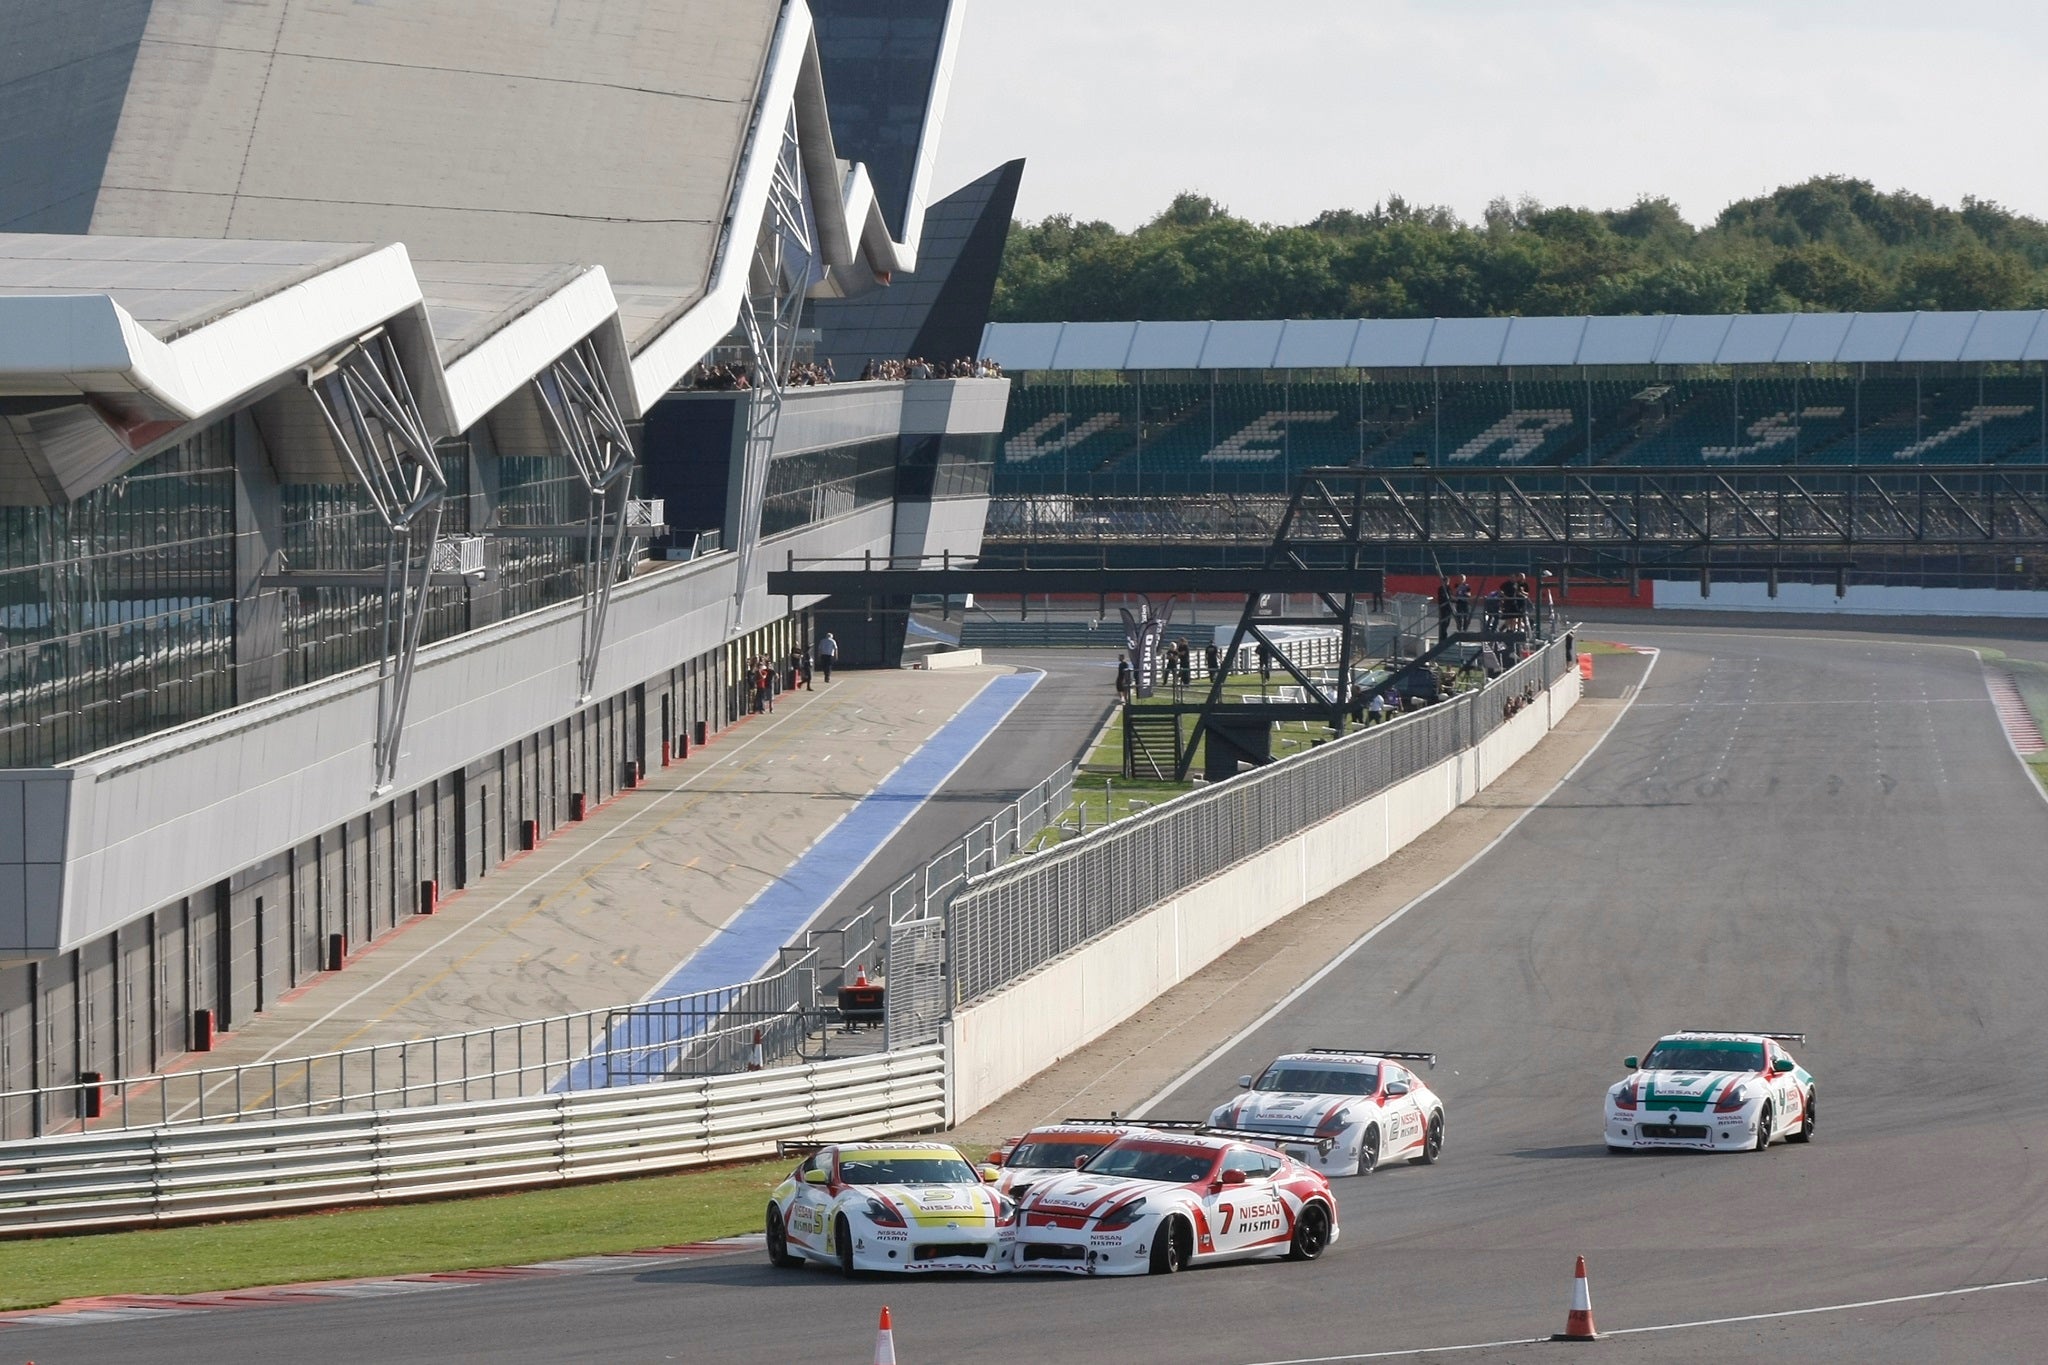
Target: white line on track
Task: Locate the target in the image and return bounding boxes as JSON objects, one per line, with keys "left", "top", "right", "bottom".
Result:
{"left": 1133, "top": 648, "right": 1662, "bottom": 1116}
{"left": 1236, "top": 1274, "right": 2048, "bottom": 1364}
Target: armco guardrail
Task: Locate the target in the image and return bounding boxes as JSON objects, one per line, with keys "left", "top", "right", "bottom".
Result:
{"left": 0, "top": 1044, "right": 944, "bottom": 1235}
{"left": 948, "top": 636, "right": 1572, "bottom": 1004}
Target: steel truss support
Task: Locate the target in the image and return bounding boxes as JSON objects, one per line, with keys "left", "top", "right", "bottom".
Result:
{"left": 533, "top": 337, "right": 638, "bottom": 700}
{"left": 303, "top": 330, "right": 448, "bottom": 791}
{"left": 729, "top": 108, "right": 814, "bottom": 627}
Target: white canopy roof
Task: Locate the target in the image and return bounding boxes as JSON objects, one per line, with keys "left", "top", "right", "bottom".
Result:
{"left": 981, "top": 312, "right": 2048, "bottom": 372}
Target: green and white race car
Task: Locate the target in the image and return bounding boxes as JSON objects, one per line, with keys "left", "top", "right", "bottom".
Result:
{"left": 1606, "top": 1030, "right": 1815, "bottom": 1154}
{"left": 765, "top": 1140, "right": 1016, "bottom": 1274}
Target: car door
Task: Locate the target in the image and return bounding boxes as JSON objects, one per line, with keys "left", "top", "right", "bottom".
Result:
{"left": 1380, "top": 1066, "right": 1426, "bottom": 1156}
{"left": 1205, "top": 1148, "right": 1290, "bottom": 1258}
{"left": 1767, "top": 1043, "right": 1803, "bottom": 1122}
{"left": 783, "top": 1151, "right": 831, "bottom": 1251}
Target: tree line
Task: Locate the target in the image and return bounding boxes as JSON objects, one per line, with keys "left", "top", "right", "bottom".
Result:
{"left": 992, "top": 177, "right": 2048, "bottom": 324}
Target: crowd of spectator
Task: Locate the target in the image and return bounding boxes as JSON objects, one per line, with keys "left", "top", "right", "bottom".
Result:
{"left": 686, "top": 356, "right": 1003, "bottom": 391}
{"left": 858, "top": 356, "right": 1003, "bottom": 381}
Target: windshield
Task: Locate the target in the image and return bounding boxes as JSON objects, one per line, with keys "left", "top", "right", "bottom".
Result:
{"left": 838, "top": 1155, "right": 976, "bottom": 1186}
{"left": 1642, "top": 1041, "right": 1766, "bottom": 1073}
{"left": 1254, "top": 1064, "right": 1378, "bottom": 1096}
{"left": 1007, "top": 1136, "right": 1113, "bottom": 1169}
{"left": 1081, "top": 1142, "right": 1218, "bottom": 1185}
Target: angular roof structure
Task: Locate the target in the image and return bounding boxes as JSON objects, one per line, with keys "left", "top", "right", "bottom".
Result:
{"left": 0, "top": 0, "right": 966, "bottom": 504}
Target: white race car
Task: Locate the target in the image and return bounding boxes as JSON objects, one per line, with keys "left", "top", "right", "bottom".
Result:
{"left": 1210, "top": 1048, "right": 1445, "bottom": 1176}
{"left": 983, "top": 1121, "right": 1132, "bottom": 1200}
{"left": 765, "top": 1140, "right": 1015, "bottom": 1274}
{"left": 1013, "top": 1124, "right": 1339, "bottom": 1275}
{"left": 1605, "top": 1030, "right": 1816, "bottom": 1154}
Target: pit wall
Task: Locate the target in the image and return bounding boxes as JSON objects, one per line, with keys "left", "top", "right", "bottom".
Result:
{"left": 950, "top": 663, "right": 1582, "bottom": 1121}
{"left": 1650, "top": 579, "right": 2048, "bottom": 618}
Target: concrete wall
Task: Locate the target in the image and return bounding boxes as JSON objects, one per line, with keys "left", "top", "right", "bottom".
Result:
{"left": 951, "top": 664, "right": 1581, "bottom": 1121}
{"left": 1652, "top": 579, "right": 2048, "bottom": 618}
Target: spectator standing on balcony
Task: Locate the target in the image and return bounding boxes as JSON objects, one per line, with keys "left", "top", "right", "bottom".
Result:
{"left": 1367, "top": 691, "right": 1386, "bottom": 725}
{"left": 817, "top": 631, "right": 839, "bottom": 682}
{"left": 1453, "top": 575, "right": 1473, "bottom": 632}
{"left": 1115, "top": 653, "right": 1134, "bottom": 705}
{"left": 1176, "top": 638, "right": 1193, "bottom": 688}
{"left": 1256, "top": 641, "right": 1273, "bottom": 682}
{"left": 1205, "top": 641, "right": 1220, "bottom": 679}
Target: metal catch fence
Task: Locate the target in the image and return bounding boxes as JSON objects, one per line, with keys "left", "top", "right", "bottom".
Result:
{"left": 947, "top": 635, "right": 1573, "bottom": 1004}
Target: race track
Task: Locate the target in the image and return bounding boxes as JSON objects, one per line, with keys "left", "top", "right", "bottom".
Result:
{"left": 15, "top": 626, "right": 2048, "bottom": 1363}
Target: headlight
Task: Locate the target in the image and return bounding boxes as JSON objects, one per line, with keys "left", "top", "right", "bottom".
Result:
{"left": 1613, "top": 1081, "right": 1638, "bottom": 1111}
{"left": 864, "top": 1197, "right": 907, "bottom": 1227}
{"left": 1096, "top": 1197, "right": 1147, "bottom": 1229}
{"left": 1714, "top": 1085, "right": 1750, "bottom": 1114}
{"left": 1315, "top": 1108, "right": 1355, "bottom": 1140}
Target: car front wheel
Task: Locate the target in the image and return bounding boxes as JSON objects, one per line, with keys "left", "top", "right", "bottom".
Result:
{"left": 1355, "top": 1125, "right": 1381, "bottom": 1177}
{"left": 1149, "top": 1216, "right": 1191, "bottom": 1274}
{"left": 835, "top": 1214, "right": 857, "bottom": 1277}
{"left": 1752, "top": 1101, "right": 1774, "bottom": 1152}
{"left": 765, "top": 1206, "right": 801, "bottom": 1268}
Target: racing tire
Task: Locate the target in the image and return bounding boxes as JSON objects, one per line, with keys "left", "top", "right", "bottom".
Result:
{"left": 1355, "top": 1125, "right": 1381, "bottom": 1177}
{"left": 1752, "top": 1101, "right": 1774, "bottom": 1152}
{"left": 835, "top": 1214, "right": 858, "bottom": 1278}
{"left": 1788, "top": 1088, "right": 1816, "bottom": 1143}
{"left": 765, "top": 1206, "right": 802, "bottom": 1269}
{"left": 1287, "top": 1201, "right": 1332, "bottom": 1262}
{"left": 1418, "top": 1109, "right": 1446, "bottom": 1165}
{"left": 1149, "top": 1216, "right": 1191, "bottom": 1274}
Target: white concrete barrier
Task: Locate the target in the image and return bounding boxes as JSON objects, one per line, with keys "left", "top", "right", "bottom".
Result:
{"left": 951, "top": 665, "right": 1581, "bottom": 1120}
{"left": 923, "top": 648, "right": 985, "bottom": 670}
{"left": 1652, "top": 579, "right": 2048, "bottom": 618}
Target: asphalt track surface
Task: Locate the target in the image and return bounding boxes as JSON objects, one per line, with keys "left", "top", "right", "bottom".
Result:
{"left": 15, "top": 625, "right": 2048, "bottom": 1363}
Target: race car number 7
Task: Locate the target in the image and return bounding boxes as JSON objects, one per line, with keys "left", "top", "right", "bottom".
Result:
{"left": 1218, "top": 1203, "right": 1234, "bottom": 1234}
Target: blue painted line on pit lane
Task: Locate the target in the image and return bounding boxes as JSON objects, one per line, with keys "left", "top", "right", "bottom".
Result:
{"left": 559, "top": 669, "right": 1041, "bottom": 1089}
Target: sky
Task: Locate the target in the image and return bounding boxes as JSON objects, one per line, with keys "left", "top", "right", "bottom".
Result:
{"left": 933, "top": 0, "right": 2048, "bottom": 231}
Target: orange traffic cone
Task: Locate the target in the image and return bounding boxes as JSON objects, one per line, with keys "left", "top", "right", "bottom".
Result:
{"left": 854, "top": 964, "right": 870, "bottom": 988}
{"left": 747, "top": 1028, "right": 764, "bottom": 1071}
{"left": 873, "top": 1305, "right": 897, "bottom": 1365}
{"left": 1553, "top": 1255, "right": 1597, "bottom": 1340}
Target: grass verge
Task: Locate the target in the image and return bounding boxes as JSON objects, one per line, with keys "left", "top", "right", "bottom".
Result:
{"left": 1994, "top": 653, "right": 2048, "bottom": 792}
{"left": 0, "top": 1160, "right": 785, "bottom": 1312}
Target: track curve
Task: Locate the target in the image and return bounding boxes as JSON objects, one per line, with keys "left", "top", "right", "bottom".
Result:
{"left": 13, "top": 627, "right": 2048, "bottom": 1364}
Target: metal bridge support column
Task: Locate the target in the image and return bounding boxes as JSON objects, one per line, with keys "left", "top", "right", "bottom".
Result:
{"left": 532, "top": 338, "right": 638, "bottom": 701}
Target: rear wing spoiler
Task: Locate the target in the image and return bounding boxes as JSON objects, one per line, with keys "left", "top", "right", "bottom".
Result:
{"left": 775, "top": 1140, "right": 829, "bottom": 1158}
{"left": 1066, "top": 1117, "right": 1335, "bottom": 1157}
{"left": 1679, "top": 1031, "right": 1806, "bottom": 1044}
{"left": 1309, "top": 1047, "right": 1438, "bottom": 1069}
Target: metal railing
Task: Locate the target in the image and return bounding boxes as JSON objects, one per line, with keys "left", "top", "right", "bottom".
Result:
{"left": 947, "top": 635, "right": 1572, "bottom": 1003}
{"left": 0, "top": 1045, "right": 945, "bottom": 1236}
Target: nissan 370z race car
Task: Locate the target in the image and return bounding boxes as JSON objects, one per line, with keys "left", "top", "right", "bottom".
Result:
{"left": 1210, "top": 1048, "right": 1445, "bottom": 1176}
{"left": 1012, "top": 1124, "right": 1338, "bottom": 1275}
{"left": 765, "top": 1141, "right": 1015, "bottom": 1274}
{"left": 1605, "top": 1030, "right": 1816, "bottom": 1154}
{"left": 983, "top": 1121, "right": 1132, "bottom": 1200}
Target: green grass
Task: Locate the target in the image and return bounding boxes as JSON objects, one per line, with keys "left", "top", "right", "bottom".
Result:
{"left": 0, "top": 1159, "right": 787, "bottom": 1311}
{"left": 1579, "top": 638, "right": 1640, "bottom": 656}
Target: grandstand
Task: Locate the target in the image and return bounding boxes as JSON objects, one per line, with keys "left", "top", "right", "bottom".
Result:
{"left": 982, "top": 315, "right": 2048, "bottom": 498}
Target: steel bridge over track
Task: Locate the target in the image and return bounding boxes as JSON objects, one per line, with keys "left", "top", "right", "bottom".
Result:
{"left": 984, "top": 465, "right": 2048, "bottom": 563}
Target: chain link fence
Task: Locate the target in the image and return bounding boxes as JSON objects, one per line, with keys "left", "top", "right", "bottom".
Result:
{"left": 948, "top": 635, "right": 1573, "bottom": 1004}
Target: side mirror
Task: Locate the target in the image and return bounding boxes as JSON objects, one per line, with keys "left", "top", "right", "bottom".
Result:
{"left": 1073, "top": 1155, "right": 1089, "bottom": 1169}
{"left": 1624, "top": 1056, "right": 1640, "bottom": 1070}
{"left": 802, "top": 1168, "right": 830, "bottom": 1186}
{"left": 1384, "top": 1081, "right": 1410, "bottom": 1098}
{"left": 1773, "top": 1057, "right": 1795, "bottom": 1074}
{"left": 1237, "top": 1075, "right": 1254, "bottom": 1089}
{"left": 1217, "top": 1169, "right": 1248, "bottom": 1187}
{"left": 978, "top": 1165, "right": 1001, "bottom": 1184}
